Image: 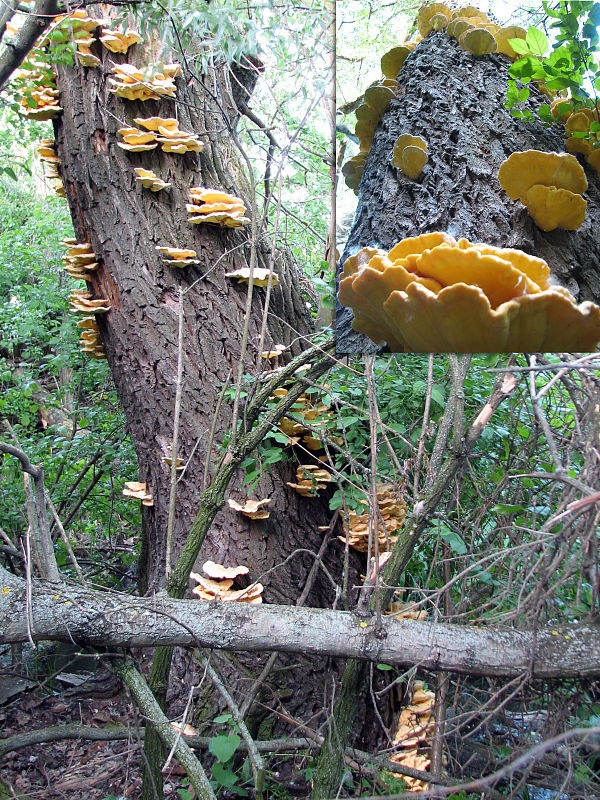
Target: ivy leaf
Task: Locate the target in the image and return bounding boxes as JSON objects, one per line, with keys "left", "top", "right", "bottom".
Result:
{"left": 209, "top": 733, "right": 241, "bottom": 763}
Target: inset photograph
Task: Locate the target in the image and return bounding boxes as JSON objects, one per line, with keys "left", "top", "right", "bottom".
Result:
{"left": 336, "top": 1, "right": 600, "bottom": 353}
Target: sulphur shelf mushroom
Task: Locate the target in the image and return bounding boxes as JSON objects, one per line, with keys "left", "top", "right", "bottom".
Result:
{"left": 391, "top": 134, "right": 428, "bottom": 179}
{"left": 155, "top": 245, "right": 199, "bottom": 267}
{"left": 227, "top": 497, "right": 271, "bottom": 519}
{"left": 225, "top": 267, "right": 279, "bottom": 287}
{"left": 122, "top": 481, "right": 153, "bottom": 506}
{"left": 69, "top": 290, "right": 111, "bottom": 314}
{"left": 190, "top": 563, "right": 263, "bottom": 604}
{"left": 338, "top": 232, "right": 600, "bottom": 353}
{"left": 338, "top": 484, "right": 407, "bottom": 553}
{"left": 99, "top": 28, "right": 141, "bottom": 53}
{"left": 134, "top": 168, "right": 171, "bottom": 192}
{"left": 498, "top": 150, "right": 588, "bottom": 231}
{"left": 187, "top": 187, "right": 250, "bottom": 228}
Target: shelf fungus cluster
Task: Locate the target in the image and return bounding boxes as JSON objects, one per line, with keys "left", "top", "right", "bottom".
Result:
{"left": 155, "top": 246, "right": 199, "bottom": 267}
{"left": 498, "top": 150, "right": 588, "bottom": 231}
{"left": 134, "top": 168, "right": 171, "bottom": 191}
{"left": 190, "top": 561, "right": 263, "bottom": 604}
{"left": 388, "top": 681, "right": 437, "bottom": 792}
{"left": 69, "top": 289, "right": 111, "bottom": 316}
{"left": 109, "top": 63, "right": 180, "bottom": 101}
{"left": 118, "top": 117, "right": 204, "bottom": 155}
{"left": 99, "top": 28, "right": 141, "bottom": 54}
{"left": 341, "top": 5, "right": 528, "bottom": 195}
{"left": 391, "top": 134, "right": 428, "bottom": 179}
{"left": 551, "top": 100, "right": 600, "bottom": 178}
{"left": 53, "top": 12, "right": 141, "bottom": 68}
{"left": 339, "top": 484, "right": 407, "bottom": 553}
{"left": 15, "top": 55, "right": 62, "bottom": 120}
{"left": 270, "top": 387, "right": 338, "bottom": 452}
{"left": 187, "top": 187, "right": 250, "bottom": 228}
{"left": 338, "top": 232, "right": 600, "bottom": 353}
{"left": 37, "top": 140, "right": 65, "bottom": 196}
{"left": 342, "top": 79, "right": 400, "bottom": 193}
{"left": 225, "top": 267, "right": 278, "bottom": 287}
{"left": 54, "top": 10, "right": 104, "bottom": 68}
{"left": 443, "top": 6, "right": 527, "bottom": 59}
{"left": 61, "top": 240, "right": 99, "bottom": 280}
{"left": 61, "top": 239, "right": 105, "bottom": 358}
{"left": 227, "top": 497, "right": 271, "bottom": 520}
{"left": 286, "top": 465, "right": 332, "bottom": 497}
{"left": 78, "top": 317, "right": 105, "bottom": 359}
{"left": 122, "top": 481, "right": 153, "bottom": 506}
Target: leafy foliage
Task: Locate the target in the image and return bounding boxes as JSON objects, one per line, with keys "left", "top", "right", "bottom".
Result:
{"left": 505, "top": 3, "right": 600, "bottom": 125}
{"left": 0, "top": 185, "right": 139, "bottom": 585}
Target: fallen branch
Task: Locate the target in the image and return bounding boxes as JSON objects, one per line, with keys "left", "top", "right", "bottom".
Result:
{"left": 0, "top": 567, "right": 597, "bottom": 679}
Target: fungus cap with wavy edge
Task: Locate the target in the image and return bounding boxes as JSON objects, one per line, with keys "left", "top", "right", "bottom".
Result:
{"left": 524, "top": 184, "right": 587, "bottom": 231}
{"left": 338, "top": 235, "right": 600, "bottom": 352}
{"left": 498, "top": 150, "right": 588, "bottom": 202}
{"left": 417, "top": 3, "right": 450, "bottom": 36}
{"left": 383, "top": 282, "right": 600, "bottom": 352}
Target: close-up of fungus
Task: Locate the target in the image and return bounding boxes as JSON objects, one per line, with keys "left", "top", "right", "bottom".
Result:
{"left": 187, "top": 187, "right": 250, "bottom": 228}
{"left": 108, "top": 64, "right": 177, "bottom": 101}
{"left": 134, "top": 168, "right": 171, "bottom": 192}
{"left": 69, "top": 289, "right": 111, "bottom": 315}
{"left": 99, "top": 28, "right": 141, "bottom": 53}
{"left": 338, "top": 484, "right": 407, "bottom": 553}
{"left": 338, "top": 233, "right": 600, "bottom": 352}
{"left": 225, "top": 267, "right": 278, "bottom": 287}
{"left": 390, "top": 134, "right": 428, "bottom": 179}
{"left": 227, "top": 497, "right": 271, "bottom": 520}
{"left": 155, "top": 246, "right": 198, "bottom": 266}
{"left": 122, "top": 481, "right": 153, "bottom": 506}
{"left": 498, "top": 150, "right": 588, "bottom": 231}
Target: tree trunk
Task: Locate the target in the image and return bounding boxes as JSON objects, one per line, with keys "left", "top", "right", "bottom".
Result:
{"left": 337, "top": 32, "right": 600, "bottom": 353}
{"left": 52, "top": 40, "right": 352, "bottom": 722}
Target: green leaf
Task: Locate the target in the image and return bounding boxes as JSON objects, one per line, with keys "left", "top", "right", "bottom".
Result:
{"left": 213, "top": 714, "right": 233, "bottom": 724}
{"left": 439, "top": 525, "right": 467, "bottom": 555}
{"left": 212, "top": 762, "right": 239, "bottom": 788}
{"left": 526, "top": 27, "right": 549, "bottom": 55}
{"left": 377, "top": 663, "right": 393, "bottom": 671}
{"left": 509, "top": 38, "right": 531, "bottom": 55}
{"left": 209, "top": 733, "right": 241, "bottom": 763}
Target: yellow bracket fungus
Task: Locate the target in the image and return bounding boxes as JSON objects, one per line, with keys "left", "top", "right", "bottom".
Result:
{"left": 459, "top": 27, "right": 497, "bottom": 56}
{"left": 227, "top": 497, "right": 271, "bottom": 520}
{"left": 123, "top": 481, "right": 153, "bottom": 506}
{"left": 155, "top": 245, "right": 198, "bottom": 266}
{"left": 69, "top": 290, "right": 111, "bottom": 315}
{"left": 338, "top": 233, "right": 600, "bottom": 352}
{"left": 134, "top": 168, "right": 171, "bottom": 192}
{"left": 99, "top": 28, "right": 141, "bottom": 53}
{"left": 188, "top": 187, "right": 250, "bottom": 228}
{"left": 225, "top": 267, "right": 278, "bottom": 287}
{"left": 380, "top": 43, "right": 416, "bottom": 80}
{"left": 417, "top": 4, "right": 451, "bottom": 36}
{"left": 391, "top": 134, "right": 428, "bottom": 179}
{"left": 498, "top": 150, "right": 588, "bottom": 231}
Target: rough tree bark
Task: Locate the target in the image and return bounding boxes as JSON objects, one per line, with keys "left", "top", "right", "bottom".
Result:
{"left": 337, "top": 31, "right": 600, "bottom": 352}
{"left": 51, "top": 26, "right": 354, "bottom": 728}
